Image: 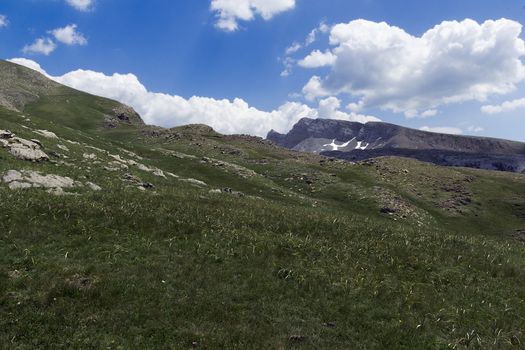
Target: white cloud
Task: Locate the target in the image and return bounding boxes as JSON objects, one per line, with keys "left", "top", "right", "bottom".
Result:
{"left": 7, "top": 58, "right": 48, "bottom": 75}
{"left": 50, "top": 24, "right": 87, "bottom": 45}
{"left": 298, "top": 50, "right": 336, "bottom": 68}
{"left": 317, "top": 97, "right": 380, "bottom": 124}
{"left": 303, "top": 76, "right": 330, "bottom": 101}
{"left": 481, "top": 97, "right": 525, "bottom": 114}
{"left": 0, "top": 15, "right": 8, "bottom": 28}
{"left": 211, "top": 0, "right": 295, "bottom": 32}
{"left": 421, "top": 109, "right": 438, "bottom": 117}
{"left": 66, "top": 0, "right": 93, "bottom": 11}
{"left": 420, "top": 126, "right": 463, "bottom": 135}
{"left": 306, "top": 22, "right": 329, "bottom": 45}
{"left": 467, "top": 125, "right": 484, "bottom": 133}
{"left": 298, "top": 19, "right": 525, "bottom": 117}
{"left": 285, "top": 42, "right": 302, "bottom": 55}
{"left": 9, "top": 58, "right": 378, "bottom": 136}
{"left": 280, "top": 56, "right": 296, "bottom": 77}
{"left": 22, "top": 38, "right": 57, "bottom": 56}
{"left": 282, "top": 22, "right": 330, "bottom": 76}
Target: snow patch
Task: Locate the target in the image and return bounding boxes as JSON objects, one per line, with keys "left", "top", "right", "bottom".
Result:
{"left": 323, "top": 138, "right": 356, "bottom": 151}
{"left": 355, "top": 141, "right": 369, "bottom": 150}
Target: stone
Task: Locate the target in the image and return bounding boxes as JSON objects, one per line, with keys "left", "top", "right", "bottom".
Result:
{"left": 180, "top": 178, "right": 207, "bottom": 187}
{"left": 117, "top": 113, "right": 130, "bottom": 121}
{"left": 8, "top": 181, "right": 32, "bottom": 190}
{"left": 47, "top": 187, "right": 65, "bottom": 196}
{"left": 208, "top": 188, "right": 245, "bottom": 197}
{"left": 2, "top": 135, "right": 49, "bottom": 162}
{"left": 2, "top": 170, "right": 79, "bottom": 192}
{"left": 83, "top": 153, "right": 97, "bottom": 160}
{"left": 9, "top": 144, "right": 49, "bottom": 162}
{"left": 10, "top": 137, "right": 40, "bottom": 149}
{"left": 57, "top": 144, "right": 70, "bottom": 152}
{"left": 142, "top": 182, "right": 155, "bottom": 189}
{"left": 0, "top": 130, "right": 14, "bottom": 139}
{"left": 109, "top": 161, "right": 128, "bottom": 170}
{"left": 30, "top": 139, "right": 44, "bottom": 148}
{"left": 86, "top": 182, "right": 102, "bottom": 191}
{"left": 34, "top": 129, "right": 58, "bottom": 139}
{"left": 3, "top": 170, "right": 24, "bottom": 183}
{"left": 152, "top": 169, "right": 166, "bottom": 178}
{"left": 200, "top": 156, "right": 257, "bottom": 178}
{"left": 123, "top": 173, "right": 142, "bottom": 183}
{"left": 109, "top": 154, "right": 127, "bottom": 163}
{"left": 137, "top": 163, "right": 153, "bottom": 172}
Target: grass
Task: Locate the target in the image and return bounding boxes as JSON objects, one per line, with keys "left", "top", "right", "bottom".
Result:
{"left": 1, "top": 60, "right": 525, "bottom": 348}
{"left": 1, "top": 186, "right": 525, "bottom": 349}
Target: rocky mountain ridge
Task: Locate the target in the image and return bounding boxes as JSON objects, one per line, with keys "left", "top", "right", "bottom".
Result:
{"left": 268, "top": 117, "right": 525, "bottom": 173}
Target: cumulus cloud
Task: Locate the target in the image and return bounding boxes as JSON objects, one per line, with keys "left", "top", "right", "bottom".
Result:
{"left": 317, "top": 97, "right": 380, "bottom": 124}
{"left": 210, "top": 0, "right": 295, "bottom": 32}
{"left": 66, "top": 0, "right": 93, "bottom": 11}
{"left": 50, "top": 24, "right": 87, "bottom": 45}
{"left": 419, "top": 126, "right": 463, "bottom": 135}
{"left": 8, "top": 58, "right": 378, "bottom": 136}
{"left": 298, "top": 18, "right": 525, "bottom": 117}
{"left": 22, "top": 38, "right": 57, "bottom": 55}
{"left": 303, "top": 76, "right": 330, "bottom": 100}
{"left": 481, "top": 97, "right": 525, "bottom": 114}
{"left": 298, "top": 50, "right": 336, "bottom": 68}
{"left": 0, "top": 14, "right": 8, "bottom": 28}
{"left": 8, "top": 58, "right": 48, "bottom": 75}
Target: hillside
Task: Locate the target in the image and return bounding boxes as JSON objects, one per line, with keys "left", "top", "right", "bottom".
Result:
{"left": 268, "top": 118, "right": 525, "bottom": 173}
{"left": 1, "top": 60, "right": 525, "bottom": 349}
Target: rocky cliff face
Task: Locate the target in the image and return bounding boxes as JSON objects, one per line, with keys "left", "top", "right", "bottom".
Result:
{"left": 268, "top": 118, "right": 525, "bottom": 173}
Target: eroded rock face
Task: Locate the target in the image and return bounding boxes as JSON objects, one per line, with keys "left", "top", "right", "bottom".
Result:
{"left": 0, "top": 130, "right": 49, "bottom": 162}
{"left": 268, "top": 118, "right": 525, "bottom": 173}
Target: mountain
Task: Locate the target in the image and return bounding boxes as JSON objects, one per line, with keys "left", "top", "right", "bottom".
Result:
{"left": 268, "top": 117, "right": 525, "bottom": 173}
{"left": 2, "top": 59, "right": 525, "bottom": 348}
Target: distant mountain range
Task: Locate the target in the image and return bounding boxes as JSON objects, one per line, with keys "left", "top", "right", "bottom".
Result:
{"left": 267, "top": 118, "right": 525, "bottom": 173}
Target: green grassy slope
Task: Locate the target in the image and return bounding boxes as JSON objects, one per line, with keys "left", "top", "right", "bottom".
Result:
{"left": 1, "top": 61, "right": 525, "bottom": 349}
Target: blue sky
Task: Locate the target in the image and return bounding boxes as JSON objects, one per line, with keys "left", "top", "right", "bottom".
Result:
{"left": 1, "top": 0, "right": 525, "bottom": 140}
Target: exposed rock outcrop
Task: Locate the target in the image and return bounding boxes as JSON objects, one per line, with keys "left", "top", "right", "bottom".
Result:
{"left": 2, "top": 170, "right": 79, "bottom": 190}
{"left": 1, "top": 129, "right": 49, "bottom": 162}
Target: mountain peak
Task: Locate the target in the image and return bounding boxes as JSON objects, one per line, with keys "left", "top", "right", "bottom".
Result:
{"left": 268, "top": 117, "right": 525, "bottom": 173}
